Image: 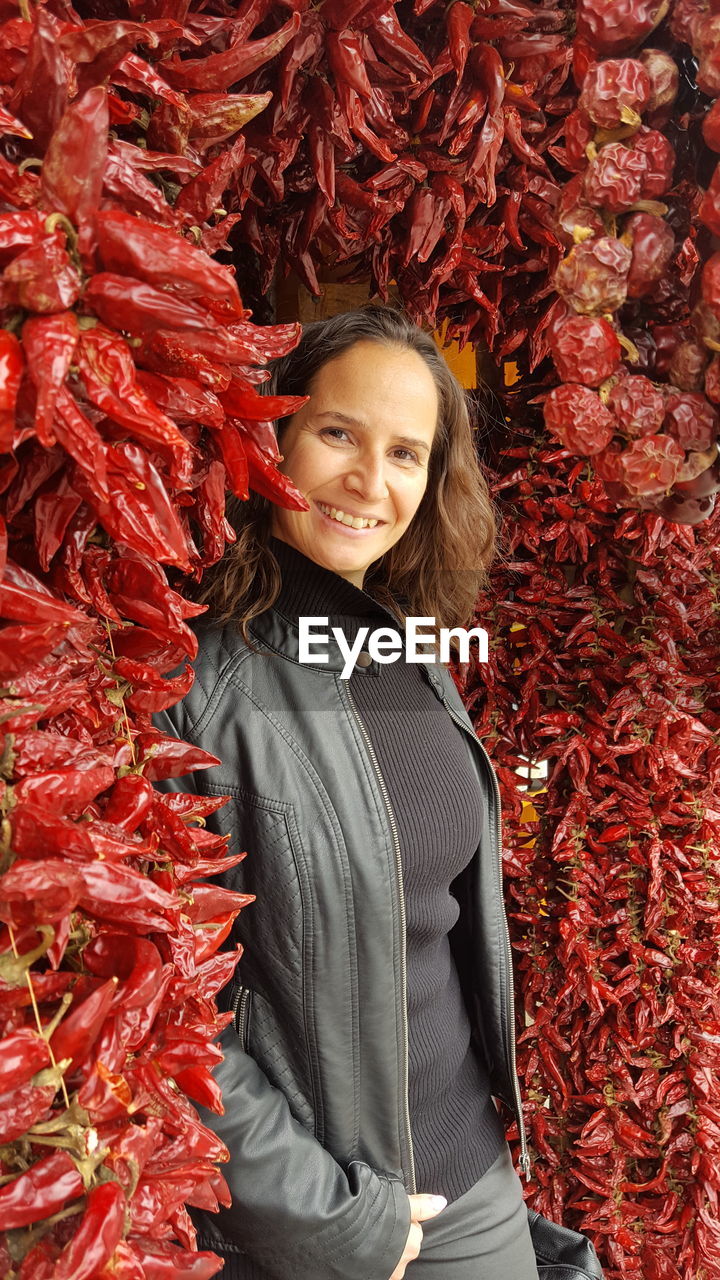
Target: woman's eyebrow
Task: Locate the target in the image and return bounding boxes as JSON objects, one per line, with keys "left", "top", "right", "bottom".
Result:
{"left": 315, "top": 410, "right": 431, "bottom": 454}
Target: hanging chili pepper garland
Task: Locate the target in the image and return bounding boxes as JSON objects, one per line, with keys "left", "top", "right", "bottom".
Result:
{"left": 0, "top": 7, "right": 310, "bottom": 1275}
{"left": 465, "top": 416, "right": 720, "bottom": 1280}
{"left": 538, "top": 8, "right": 720, "bottom": 522}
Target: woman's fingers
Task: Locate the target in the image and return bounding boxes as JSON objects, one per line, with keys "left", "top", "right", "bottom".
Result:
{"left": 409, "top": 1193, "right": 448, "bottom": 1222}
{"left": 387, "top": 1194, "right": 448, "bottom": 1279}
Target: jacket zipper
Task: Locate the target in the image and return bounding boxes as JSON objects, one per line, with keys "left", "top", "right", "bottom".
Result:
{"left": 439, "top": 695, "right": 532, "bottom": 1182}
{"left": 232, "top": 983, "right": 252, "bottom": 1053}
{"left": 346, "top": 684, "right": 417, "bottom": 1195}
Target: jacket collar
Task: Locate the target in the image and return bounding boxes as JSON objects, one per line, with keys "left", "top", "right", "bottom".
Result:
{"left": 247, "top": 535, "right": 409, "bottom": 675}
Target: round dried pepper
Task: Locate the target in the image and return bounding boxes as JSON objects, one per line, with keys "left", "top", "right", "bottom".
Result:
{"left": 578, "top": 58, "right": 651, "bottom": 128}
{"left": 693, "top": 14, "right": 720, "bottom": 93}
{"left": 576, "top": 0, "right": 670, "bottom": 54}
{"left": 619, "top": 432, "right": 685, "bottom": 494}
{"left": 639, "top": 48, "right": 679, "bottom": 119}
{"left": 549, "top": 315, "right": 622, "bottom": 385}
{"left": 608, "top": 373, "right": 666, "bottom": 436}
{"left": 544, "top": 383, "right": 617, "bottom": 454}
{"left": 583, "top": 142, "right": 647, "bottom": 212}
{"left": 555, "top": 235, "right": 632, "bottom": 314}
{"left": 593, "top": 440, "right": 626, "bottom": 481}
{"left": 555, "top": 174, "right": 606, "bottom": 246}
{"left": 632, "top": 127, "right": 675, "bottom": 197}
{"left": 625, "top": 211, "right": 675, "bottom": 298}
{"left": 664, "top": 390, "right": 719, "bottom": 451}
{"left": 668, "top": 339, "right": 710, "bottom": 392}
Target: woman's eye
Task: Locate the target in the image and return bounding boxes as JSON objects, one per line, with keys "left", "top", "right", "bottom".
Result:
{"left": 320, "top": 428, "right": 417, "bottom": 463}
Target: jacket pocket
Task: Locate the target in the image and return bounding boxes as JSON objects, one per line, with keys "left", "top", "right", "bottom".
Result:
{"left": 231, "top": 983, "right": 253, "bottom": 1053}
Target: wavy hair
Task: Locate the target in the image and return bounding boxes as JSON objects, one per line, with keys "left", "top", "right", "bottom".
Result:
{"left": 194, "top": 304, "right": 497, "bottom": 660}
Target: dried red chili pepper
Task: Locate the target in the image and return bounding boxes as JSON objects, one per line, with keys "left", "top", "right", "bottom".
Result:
{"left": 50, "top": 976, "right": 119, "bottom": 1071}
{"left": 544, "top": 384, "right": 617, "bottom": 455}
{"left": 0, "top": 1152, "right": 83, "bottom": 1229}
{"left": 53, "top": 386, "right": 110, "bottom": 503}
{"left": 4, "top": 233, "right": 82, "bottom": 314}
{"left": 22, "top": 311, "right": 78, "bottom": 448}
{"left": 579, "top": 58, "right": 651, "bottom": 128}
{"left": 84, "top": 276, "right": 221, "bottom": 338}
{"left": 0, "top": 329, "right": 23, "bottom": 450}
{"left": 175, "top": 136, "right": 248, "bottom": 225}
{"left": 608, "top": 375, "right": 666, "bottom": 437}
{"left": 76, "top": 326, "right": 192, "bottom": 462}
{"left": 583, "top": 142, "right": 647, "bottom": 212}
{"left": 549, "top": 315, "right": 621, "bottom": 386}
{"left": 40, "top": 85, "right": 108, "bottom": 265}
{"left": 94, "top": 211, "right": 244, "bottom": 318}
{"left": 0, "top": 1027, "right": 50, "bottom": 1091}
{"left": 555, "top": 236, "right": 632, "bottom": 314}
{"left": 625, "top": 212, "right": 675, "bottom": 299}
{"left": 163, "top": 12, "right": 301, "bottom": 91}
{"left": 53, "top": 1181, "right": 127, "bottom": 1280}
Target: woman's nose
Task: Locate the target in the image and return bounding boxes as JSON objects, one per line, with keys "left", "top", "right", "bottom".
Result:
{"left": 344, "top": 452, "right": 390, "bottom": 502}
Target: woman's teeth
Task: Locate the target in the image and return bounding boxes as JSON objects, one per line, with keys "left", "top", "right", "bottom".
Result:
{"left": 317, "top": 502, "right": 378, "bottom": 530}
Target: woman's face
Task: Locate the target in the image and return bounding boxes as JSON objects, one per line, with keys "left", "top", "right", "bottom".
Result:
{"left": 269, "top": 339, "right": 439, "bottom": 587}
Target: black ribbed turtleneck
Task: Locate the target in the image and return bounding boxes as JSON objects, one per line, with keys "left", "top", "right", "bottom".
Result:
{"left": 267, "top": 534, "right": 506, "bottom": 1203}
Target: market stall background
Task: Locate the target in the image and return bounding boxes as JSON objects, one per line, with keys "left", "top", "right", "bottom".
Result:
{"left": 0, "top": 0, "right": 719, "bottom": 1276}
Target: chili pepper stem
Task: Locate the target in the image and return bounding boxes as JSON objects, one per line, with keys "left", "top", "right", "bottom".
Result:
{"left": 44, "top": 213, "right": 82, "bottom": 271}
{"left": 103, "top": 618, "right": 138, "bottom": 768}
{"left": 7, "top": 923, "right": 71, "bottom": 1109}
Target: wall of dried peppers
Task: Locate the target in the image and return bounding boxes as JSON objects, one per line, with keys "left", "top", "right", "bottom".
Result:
{"left": 0, "top": 0, "right": 719, "bottom": 1275}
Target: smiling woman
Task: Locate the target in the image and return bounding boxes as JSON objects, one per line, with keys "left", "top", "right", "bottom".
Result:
{"left": 153, "top": 305, "right": 542, "bottom": 1280}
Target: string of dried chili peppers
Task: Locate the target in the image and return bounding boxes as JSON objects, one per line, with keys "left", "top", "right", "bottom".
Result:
{"left": 538, "top": 0, "right": 720, "bottom": 523}
{"left": 462, "top": 410, "right": 720, "bottom": 1279}
{"left": 0, "top": 6, "right": 308, "bottom": 1275}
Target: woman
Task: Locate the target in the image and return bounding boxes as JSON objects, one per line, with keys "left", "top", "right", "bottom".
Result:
{"left": 153, "top": 305, "right": 538, "bottom": 1280}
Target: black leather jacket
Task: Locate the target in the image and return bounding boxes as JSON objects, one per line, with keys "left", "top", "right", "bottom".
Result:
{"left": 152, "top": 595, "right": 530, "bottom": 1280}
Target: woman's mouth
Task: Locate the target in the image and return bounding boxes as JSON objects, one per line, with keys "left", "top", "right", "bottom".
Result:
{"left": 315, "top": 501, "right": 385, "bottom": 535}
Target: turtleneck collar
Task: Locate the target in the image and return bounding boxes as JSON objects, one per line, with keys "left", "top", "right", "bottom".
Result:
{"left": 267, "top": 534, "right": 406, "bottom": 630}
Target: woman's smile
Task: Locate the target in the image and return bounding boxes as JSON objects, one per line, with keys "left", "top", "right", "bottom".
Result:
{"left": 314, "top": 499, "right": 386, "bottom": 534}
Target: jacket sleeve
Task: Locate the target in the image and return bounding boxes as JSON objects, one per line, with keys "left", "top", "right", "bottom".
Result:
{"left": 151, "top": 700, "right": 412, "bottom": 1280}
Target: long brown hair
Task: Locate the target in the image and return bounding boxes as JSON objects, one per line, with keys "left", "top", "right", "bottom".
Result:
{"left": 195, "top": 304, "right": 497, "bottom": 660}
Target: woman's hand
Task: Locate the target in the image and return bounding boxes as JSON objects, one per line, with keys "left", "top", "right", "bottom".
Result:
{"left": 387, "top": 1193, "right": 448, "bottom": 1278}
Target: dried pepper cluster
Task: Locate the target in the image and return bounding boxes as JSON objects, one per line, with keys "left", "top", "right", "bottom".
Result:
{"left": 0, "top": 8, "right": 309, "bottom": 1276}
{"left": 464, "top": 420, "right": 720, "bottom": 1280}
{"left": 541, "top": 0, "right": 720, "bottom": 523}
{"left": 39, "top": 0, "right": 575, "bottom": 360}
{"left": 225, "top": 0, "right": 571, "bottom": 350}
